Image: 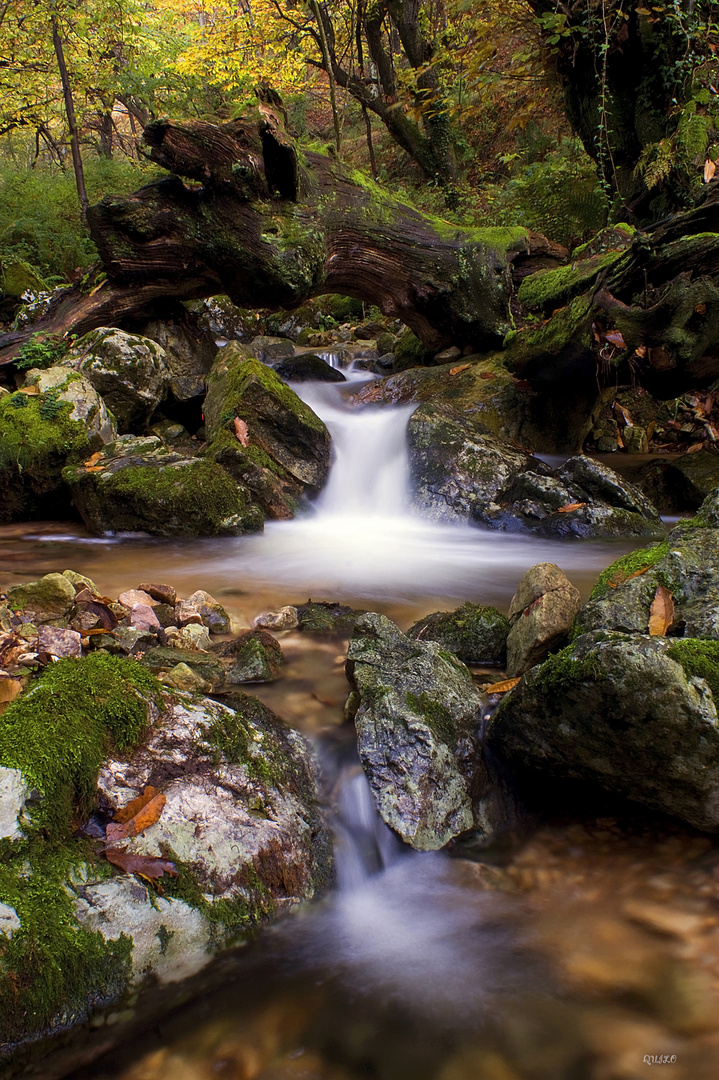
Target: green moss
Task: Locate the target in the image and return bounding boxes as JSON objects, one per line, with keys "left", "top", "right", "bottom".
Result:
{"left": 666, "top": 639, "right": 719, "bottom": 702}
{"left": 504, "top": 294, "right": 594, "bottom": 371}
{"left": 159, "top": 854, "right": 268, "bottom": 943}
{"left": 206, "top": 353, "right": 326, "bottom": 442}
{"left": 393, "top": 329, "right": 434, "bottom": 370}
{"left": 408, "top": 603, "right": 509, "bottom": 665}
{"left": 0, "top": 655, "right": 163, "bottom": 839}
{"left": 589, "top": 540, "right": 670, "bottom": 600}
{"left": 405, "top": 690, "right": 459, "bottom": 748}
{"left": 532, "top": 644, "right": 601, "bottom": 696}
{"left": 0, "top": 840, "right": 132, "bottom": 1046}
{"left": 517, "top": 251, "right": 620, "bottom": 313}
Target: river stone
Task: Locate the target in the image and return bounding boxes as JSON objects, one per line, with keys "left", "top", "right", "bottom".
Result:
{"left": 505, "top": 563, "right": 582, "bottom": 677}
{"left": 254, "top": 606, "right": 299, "bottom": 631}
{"left": 141, "top": 646, "right": 226, "bottom": 689}
{"left": 0, "top": 766, "right": 30, "bottom": 841}
{"left": 128, "top": 604, "right": 161, "bottom": 632}
{"left": 63, "top": 569, "right": 100, "bottom": 594}
{"left": 37, "top": 625, "right": 82, "bottom": 659}
{"left": 139, "top": 313, "right": 217, "bottom": 379}
{"left": 164, "top": 662, "right": 213, "bottom": 693}
{"left": 23, "top": 366, "right": 117, "bottom": 444}
{"left": 97, "top": 692, "right": 331, "bottom": 916}
{"left": 213, "top": 630, "right": 284, "bottom": 683}
{"left": 249, "top": 335, "right": 295, "bottom": 362}
{"left": 273, "top": 354, "right": 346, "bottom": 383}
{"left": 65, "top": 327, "right": 171, "bottom": 433}
{"left": 346, "top": 613, "right": 490, "bottom": 851}
{"left": 0, "top": 903, "right": 20, "bottom": 938}
{"left": 407, "top": 603, "right": 509, "bottom": 666}
{"left": 118, "top": 589, "right": 157, "bottom": 609}
{"left": 176, "top": 590, "right": 230, "bottom": 634}
{"left": 297, "top": 600, "right": 361, "bottom": 633}
{"left": 488, "top": 631, "right": 719, "bottom": 831}
{"left": 575, "top": 518, "right": 719, "bottom": 640}
{"left": 63, "top": 435, "right": 263, "bottom": 538}
{"left": 7, "top": 573, "right": 76, "bottom": 621}
{"left": 166, "top": 624, "right": 213, "bottom": 651}
{"left": 631, "top": 451, "right": 719, "bottom": 513}
{"left": 137, "top": 582, "right": 177, "bottom": 606}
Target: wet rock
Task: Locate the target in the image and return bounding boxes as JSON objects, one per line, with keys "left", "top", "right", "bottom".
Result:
{"left": 64, "top": 435, "right": 263, "bottom": 538}
{"left": 64, "top": 328, "right": 171, "bottom": 433}
{"left": 347, "top": 613, "right": 490, "bottom": 850}
{"left": 0, "top": 903, "right": 20, "bottom": 938}
{"left": 253, "top": 606, "right": 299, "bottom": 631}
{"left": 129, "top": 605, "right": 161, "bottom": 633}
{"left": 141, "top": 646, "right": 225, "bottom": 688}
{"left": 195, "top": 295, "right": 257, "bottom": 341}
{"left": 213, "top": 630, "right": 284, "bottom": 683}
{"left": 249, "top": 335, "right": 295, "bottom": 362}
{"left": 407, "top": 602, "right": 509, "bottom": 666}
{"left": 434, "top": 346, "right": 462, "bottom": 364}
{"left": 6, "top": 573, "right": 76, "bottom": 622}
{"left": 118, "top": 589, "right": 157, "bottom": 609}
{"left": 297, "top": 601, "right": 361, "bottom": 633}
{"left": 0, "top": 767, "right": 30, "bottom": 841}
{"left": 163, "top": 662, "right": 213, "bottom": 693}
{"left": 63, "top": 569, "right": 100, "bottom": 594}
{"left": 631, "top": 450, "right": 719, "bottom": 513}
{"left": 489, "top": 630, "right": 719, "bottom": 831}
{"left": 138, "top": 311, "right": 217, "bottom": 379}
{"left": 166, "top": 624, "right": 214, "bottom": 651}
{"left": 138, "top": 582, "right": 177, "bottom": 606}
{"left": 273, "top": 353, "right": 346, "bottom": 383}
{"left": 505, "top": 563, "right": 582, "bottom": 677}
{"left": 105, "top": 626, "right": 159, "bottom": 655}
{"left": 175, "top": 590, "right": 230, "bottom": 634}
{"left": 37, "top": 625, "right": 82, "bottom": 659}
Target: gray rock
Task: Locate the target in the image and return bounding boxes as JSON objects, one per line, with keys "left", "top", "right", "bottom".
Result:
{"left": 407, "top": 602, "right": 509, "bottom": 666}
{"left": 37, "top": 625, "right": 82, "bottom": 658}
{"left": 213, "top": 630, "right": 284, "bottom": 683}
{"left": 141, "top": 646, "right": 225, "bottom": 688}
{"left": 165, "top": 624, "right": 213, "bottom": 651}
{"left": 249, "top": 335, "right": 295, "bottom": 362}
{"left": 253, "top": 606, "right": 299, "bottom": 631}
{"left": 0, "top": 902, "right": 21, "bottom": 938}
{"left": 64, "top": 328, "right": 171, "bottom": 433}
{"left": 506, "top": 563, "right": 582, "bottom": 676}
{"left": 176, "top": 590, "right": 230, "bottom": 634}
{"left": 488, "top": 631, "right": 719, "bottom": 831}
{"left": 347, "top": 613, "right": 490, "bottom": 851}
{"left": 7, "top": 572, "right": 76, "bottom": 621}
{"left": 24, "top": 366, "right": 117, "bottom": 444}
{"left": 139, "top": 314, "right": 217, "bottom": 379}
{"left": 273, "top": 354, "right": 346, "bottom": 383}
{"left": 0, "top": 766, "right": 30, "bottom": 841}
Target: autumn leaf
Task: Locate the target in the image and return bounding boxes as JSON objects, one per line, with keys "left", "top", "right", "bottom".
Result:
{"left": 704, "top": 158, "right": 716, "bottom": 183}
{"left": 479, "top": 371, "right": 496, "bottom": 380}
{"left": 449, "top": 363, "right": 470, "bottom": 375}
{"left": 114, "top": 786, "right": 160, "bottom": 823}
{"left": 603, "top": 330, "right": 626, "bottom": 348}
{"left": 105, "top": 848, "right": 177, "bottom": 879}
{"left": 557, "top": 502, "right": 587, "bottom": 513}
{"left": 686, "top": 442, "right": 704, "bottom": 453}
{"left": 483, "top": 677, "right": 521, "bottom": 694}
{"left": 234, "top": 417, "right": 249, "bottom": 446}
{"left": 648, "top": 586, "right": 674, "bottom": 636}
{"left": 0, "top": 678, "right": 23, "bottom": 715}
{"left": 107, "top": 788, "right": 166, "bottom": 843}
{"left": 609, "top": 565, "right": 651, "bottom": 588}
{"left": 84, "top": 451, "right": 103, "bottom": 467}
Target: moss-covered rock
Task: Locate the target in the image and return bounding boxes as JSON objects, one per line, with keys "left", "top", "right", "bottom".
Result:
{"left": 297, "top": 600, "right": 362, "bottom": 633}
{"left": 0, "top": 369, "right": 116, "bottom": 524}
{"left": 407, "top": 603, "right": 509, "bottom": 666}
{"left": 272, "top": 353, "right": 346, "bottom": 383}
{"left": 488, "top": 630, "right": 719, "bottom": 832}
{"left": 140, "top": 646, "right": 226, "bottom": 689}
{"left": 392, "top": 328, "right": 435, "bottom": 372}
{"left": 346, "top": 613, "right": 493, "bottom": 851}
{"left": 64, "top": 435, "right": 263, "bottom": 537}
{"left": 6, "top": 572, "right": 77, "bottom": 622}
{"left": 208, "top": 428, "right": 303, "bottom": 520}
{"left": 505, "top": 563, "right": 582, "bottom": 677}
{"left": 212, "top": 630, "right": 284, "bottom": 683}
{"left": 204, "top": 348, "right": 331, "bottom": 493}
{"left": 631, "top": 451, "right": 719, "bottom": 514}
{"left": 517, "top": 251, "right": 621, "bottom": 316}
{"left": 64, "top": 328, "right": 171, "bottom": 433}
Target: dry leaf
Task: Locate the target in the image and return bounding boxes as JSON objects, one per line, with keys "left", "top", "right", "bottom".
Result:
{"left": 234, "top": 417, "right": 249, "bottom": 446}
{"left": 648, "top": 586, "right": 675, "bottom": 636}
{"left": 0, "top": 678, "right": 23, "bottom": 715}
{"left": 105, "top": 847, "right": 177, "bottom": 879}
{"left": 479, "top": 371, "right": 496, "bottom": 380}
{"left": 604, "top": 330, "right": 626, "bottom": 348}
{"left": 686, "top": 442, "right": 704, "bottom": 453}
{"left": 113, "top": 786, "right": 164, "bottom": 830}
{"left": 704, "top": 158, "right": 716, "bottom": 183}
{"left": 557, "top": 502, "right": 587, "bottom": 513}
{"left": 84, "top": 451, "right": 103, "bottom": 467}
{"left": 609, "top": 565, "right": 651, "bottom": 588}
{"left": 449, "top": 364, "right": 470, "bottom": 376}
{"left": 484, "top": 677, "right": 521, "bottom": 694}
{"left": 614, "top": 403, "right": 632, "bottom": 426}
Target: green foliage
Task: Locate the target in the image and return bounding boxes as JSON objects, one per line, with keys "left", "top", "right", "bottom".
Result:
{"left": 667, "top": 639, "right": 719, "bottom": 702}
{"left": 16, "top": 332, "right": 70, "bottom": 371}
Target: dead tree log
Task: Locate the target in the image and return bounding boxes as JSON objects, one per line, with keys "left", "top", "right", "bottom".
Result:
{"left": 0, "top": 101, "right": 563, "bottom": 366}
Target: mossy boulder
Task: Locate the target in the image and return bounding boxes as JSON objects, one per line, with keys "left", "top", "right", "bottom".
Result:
{"left": 204, "top": 348, "right": 331, "bottom": 492}
{"left": 392, "top": 328, "right": 435, "bottom": 372}
{"left": 488, "top": 630, "right": 719, "bottom": 832}
{"left": 208, "top": 428, "right": 303, "bottom": 520}
{"left": 64, "top": 328, "right": 171, "bottom": 433}
{"left": 272, "top": 353, "right": 346, "bottom": 383}
{"left": 630, "top": 451, "right": 719, "bottom": 514}
{"left": 140, "top": 646, "right": 226, "bottom": 689}
{"left": 346, "top": 613, "right": 493, "bottom": 851}
{"left": 0, "top": 369, "right": 117, "bottom": 523}
{"left": 506, "top": 563, "right": 582, "bottom": 677}
{"left": 6, "top": 572, "right": 77, "bottom": 623}
{"left": 407, "top": 603, "right": 509, "bottom": 666}
{"left": 249, "top": 335, "right": 295, "bottom": 362}
{"left": 64, "top": 435, "right": 263, "bottom": 537}
{"left": 212, "top": 630, "right": 284, "bottom": 683}
{"left": 138, "top": 311, "right": 217, "bottom": 379}
{"left": 297, "top": 600, "right": 362, "bottom": 633}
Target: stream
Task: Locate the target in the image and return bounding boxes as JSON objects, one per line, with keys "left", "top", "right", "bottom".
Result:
{"left": 2, "top": 358, "right": 719, "bottom": 1079}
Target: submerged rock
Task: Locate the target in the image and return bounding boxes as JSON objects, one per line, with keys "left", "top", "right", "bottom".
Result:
{"left": 347, "top": 613, "right": 491, "bottom": 851}
{"left": 273, "top": 353, "right": 346, "bottom": 383}
{"left": 488, "top": 631, "right": 719, "bottom": 832}
{"left": 407, "top": 602, "right": 509, "bottom": 666}
{"left": 505, "top": 563, "right": 582, "bottom": 677}
{"left": 64, "top": 435, "right": 263, "bottom": 537}
{"left": 297, "top": 600, "right": 361, "bottom": 633}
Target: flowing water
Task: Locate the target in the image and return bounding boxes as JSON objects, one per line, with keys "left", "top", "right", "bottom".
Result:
{"left": 3, "top": 358, "right": 719, "bottom": 1080}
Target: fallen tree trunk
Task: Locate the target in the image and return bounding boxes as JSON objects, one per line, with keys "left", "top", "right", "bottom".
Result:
{"left": 0, "top": 101, "right": 564, "bottom": 366}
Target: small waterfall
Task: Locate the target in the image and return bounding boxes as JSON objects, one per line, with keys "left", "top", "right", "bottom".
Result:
{"left": 332, "top": 764, "right": 403, "bottom": 890}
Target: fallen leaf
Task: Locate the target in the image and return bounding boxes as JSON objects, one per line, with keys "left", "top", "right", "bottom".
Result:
{"left": 704, "top": 158, "right": 716, "bottom": 183}
{"left": 686, "top": 442, "right": 704, "bottom": 453}
{"left": 0, "top": 678, "right": 23, "bottom": 715}
{"left": 604, "top": 330, "right": 626, "bottom": 348}
{"left": 608, "top": 565, "right": 651, "bottom": 588}
{"left": 105, "top": 848, "right": 177, "bottom": 879}
{"left": 635, "top": 345, "right": 648, "bottom": 359}
{"left": 449, "top": 364, "right": 470, "bottom": 376}
{"left": 557, "top": 502, "right": 587, "bottom": 513}
{"left": 705, "top": 423, "right": 719, "bottom": 442}
{"left": 84, "top": 451, "right": 103, "bottom": 467}
{"left": 479, "top": 371, "right": 496, "bottom": 380}
{"left": 614, "top": 403, "right": 632, "bottom": 426}
{"left": 234, "top": 417, "right": 249, "bottom": 446}
{"left": 483, "top": 677, "right": 521, "bottom": 694}
{"left": 110, "top": 787, "right": 166, "bottom": 843}
{"left": 648, "top": 586, "right": 675, "bottom": 636}
{"left": 19, "top": 384, "right": 40, "bottom": 396}
{"left": 695, "top": 303, "right": 708, "bottom": 315}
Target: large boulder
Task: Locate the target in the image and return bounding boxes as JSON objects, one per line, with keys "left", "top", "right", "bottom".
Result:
{"left": 64, "top": 435, "right": 263, "bottom": 537}
{"left": 0, "top": 368, "right": 116, "bottom": 523}
{"left": 64, "top": 327, "right": 171, "bottom": 432}
{"left": 506, "top": 563, "right": 582, "bottom": 676}
{"left": 630, "top": 450, "right": 719, "bottom": 514}
{"left": 408, "top": 402, "right": 664, "bottom": 539}
{"left": 138, "top": 309, "right": 217, "bottom": 378}
{"left": 488, "top": 630, "right": 719, "bottom": 832}
{"left": 204, "top": 347, "right": 331, "bottom": 518}
{"left": 273, "top": 353, "right": 346, "bottom": 383}
{"left": 346, "top": 613, "right": 492, "bottom": 851}
{"left": 0, "top": 655, "right": 330, "bottom": 1050}
{"left": 249, "top": 335, "right": 295, "bottom": 362}
{"left": 407, "top": 602, "right": 509, "bottom": 666}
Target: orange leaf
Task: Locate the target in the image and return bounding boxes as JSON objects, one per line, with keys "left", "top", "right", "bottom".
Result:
{"left": 483, "top": 677, "right": 521, "bottom": 694}
{"left": 449, "top": 364, "right": 470, "bottom": 376}
{"left": 648, "top": 586, "right": 674, "bottom": 636}
{"left": 704, "top": 158, "right": 716, "bottom": 183}
{"left": 109, "top": 790, "right": 166, "bottom": 842}
{"left": 0, "top": 678, "right": 23, "bottom": 715}
{"left": 686, "top": 442, "right": 704, "bottom": 453}
{"left": 557, "top": 502, "right": 587, "bottom": 513}
{"left": 604, "top": 330, "right": 625, "bottom": 348}
{"left": 113, "top": 786, "right": 160, "bottom": 823}
{"left": 84, "top": 451, "right": 103, "bottom": 467}
{"left": 234, "top": 417, "right": 249, "bottom": 446}
{"left": 609, "top": 565, "right": 650, "bottom": 588}
{"left": 479, "top": 371, "right": 496, "bottom": 380}
{"left": 105, "top": 848, "right": 177, "bottom": 879}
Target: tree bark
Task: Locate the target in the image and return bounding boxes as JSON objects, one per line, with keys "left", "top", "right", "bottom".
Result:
{"left": 51, "top": 9, "right": 89, "bottom": 221}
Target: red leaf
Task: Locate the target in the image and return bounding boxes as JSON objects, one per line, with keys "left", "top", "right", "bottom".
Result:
{"left": 234, "top": 417, "right": 249, "bottom": 446}
{"left": 105, "top": 848, "right": 177, "bottom": 879}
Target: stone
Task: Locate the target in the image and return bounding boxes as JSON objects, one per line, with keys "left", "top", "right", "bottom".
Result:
{"left": 175, "top": 590, "right": 230, "bottom": 634}
{"left": 347, "top": 613, "right": 491, "bottom": 850}
{"left": 407, "top": 603, "right": 509, "bottom": 666}
{"left": 488, "top": 630, "right": 719, "bottom": 831}
{"left": 137, "top": 582, "right": 177, "bottom": 606}
{"left": 273, "top": 354, "right": 346, "bottom": 383}
{"left": 7, "top": 573, "right": 76, "bottom": 621}
{"left": 141, "top": 646, "right": 225, "bottom": 688}
{"left": 37, "top": 625, "right": 82, "bottom": 659}
{"left": 166, "top": 623, "right": 214, "bottom": 651}
{"left": 0, "top": 766, "right": 30, "bottom": 841}
{"left": 631, "top": 451, "right": 719, "bottom": 513}
{"left": 23, "top": 366, "right": 117, "bottom": 444}
{"left": 62, "top": 569, "right": 100, "bottom": 594}
{"left": 118, "top": 589, "right": 157, "bottom": 609}
{"left": 63, "top": 436, "right": 264, "bottom": 538}
{"left": 297, "top": 600, "right": 361, "bottom": 633}
{"left": 434, "top": 346, "right": 462, "bottom": 363}
{"left": 505, "top": 564, "right": 582, "bottom": 677}
{"left": 213, "top": 630, "right": 284, "bottom": 683}
{"left": 196, "top": 295, "right": 257, "bottom": 341}
{"left": 104, "top": 626, "right": 159, "bottom": 655}
{"left": 249, "top": 335, "right": 295, "bottom": 362}
{"left": 0, "top": 903, "right": 21, "bottom": 938}
{"left": 138, "top": 313, "right": 217, "bottom": 379}
{"left": 163, "top": 662, "right": 213, "bottom": 693}
{"left": 129, "top": 605, "right": 161, "bottom": 632}
{"left": 64, "top": 328, "right": 171, "bottom": 433}
{"left": 169, "top": 375, "right": 206, "bottom": 401}
{"left": 253, "top": 606, "right": 299, "bottom": 631}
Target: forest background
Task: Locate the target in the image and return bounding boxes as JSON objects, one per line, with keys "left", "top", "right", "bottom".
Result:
{"left": 0, "top": 0, "right": 718, "bottom": 312}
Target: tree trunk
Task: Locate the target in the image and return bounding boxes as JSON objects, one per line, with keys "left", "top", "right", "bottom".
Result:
{"left": 51, "top": 9, "right": 89, "bottom": 221}
{"left": 0, "top": 104, "right": 558, "bottom": 365}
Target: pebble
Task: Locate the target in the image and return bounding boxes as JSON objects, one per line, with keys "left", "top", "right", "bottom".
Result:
{"left": 254, "top": 606, "right": 300, "bottom": 631}
{"left": 37, "top": 625, "right": 82, "bottom": 659}
{"left": 118, "top": 589, "right": 157, "bottom": 609}
{"left": 137, "top": 582, "right": 177, "bottom": 606}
